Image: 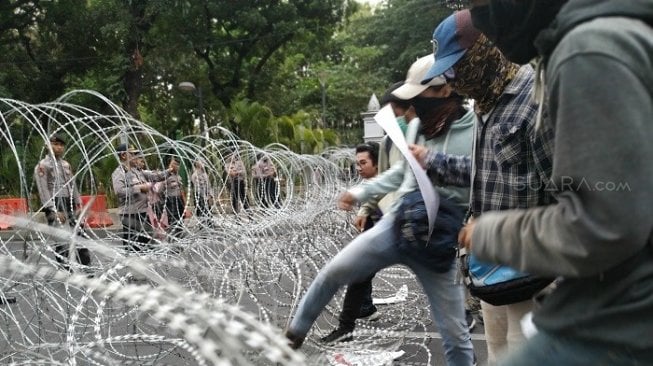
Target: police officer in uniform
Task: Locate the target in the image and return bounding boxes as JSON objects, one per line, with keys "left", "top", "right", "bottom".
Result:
{"left": 111, "top": 143, "right": 174, "bottom": 252}
{"left": 34, "top": 133, "right": 92, "bottom": 270}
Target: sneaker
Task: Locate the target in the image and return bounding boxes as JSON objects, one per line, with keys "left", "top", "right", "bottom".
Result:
{"left": 320, "top": 327, "right": 354, "bottom": 343}
{"left": 284, "top": 330, "right": 305, "bottom": 350}
{"left": 465, "top": 310, "right": 477, "bottom": 332}
{"left": 358, "top": 307, "right": 380, "bottom": 322}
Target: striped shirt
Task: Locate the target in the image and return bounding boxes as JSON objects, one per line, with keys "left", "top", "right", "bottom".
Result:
{"left": 425, "top": 65, "right": 555, "bottom": 216}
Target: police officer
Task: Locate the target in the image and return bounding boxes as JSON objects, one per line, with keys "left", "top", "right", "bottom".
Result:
{"left": 34, "top": 133, "right": 92, "bottom": 270}
{"left": 190, "top": 159, "right": 214, "bottom": 228}
{"left": 160, "top": 157, "right": 185, "bottom": 239}
{"left": 111, "top": 143, "right": 175, "bottom": 252}
{"left": 226, "top": 153, "right": 250, "bottom": 216}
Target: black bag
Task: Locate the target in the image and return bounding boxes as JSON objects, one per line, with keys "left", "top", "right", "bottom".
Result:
{"left": 394, "top": 190, "right": 464, "bottom": 272}
{"left": 459, "top": 247, "right": 553, "bottom": 306}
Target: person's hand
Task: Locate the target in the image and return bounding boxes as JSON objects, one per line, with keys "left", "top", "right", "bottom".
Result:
{"left": 408, "top": 144, "right": 429, "bottom": 168}
{"left": 457, "top": 218, "right": 476, "bottom": 251}
{"left": 354, "top": 215, "right": 367, "bottom": 232}
{"left": 139, "top": 183, "right": 151, "bottom": 193}
{"left": 337, "top": 191, "right": 357, "bottom": 211}
{"left": 56, "top": 211, "right": 67, "bottom": 224}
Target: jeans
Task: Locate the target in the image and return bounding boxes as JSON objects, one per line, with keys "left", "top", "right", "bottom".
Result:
{"left": 288, "top": 215, "right": 473, "bottom": 366}
{"left": 499, "top": 330, "right": 653, "bottom": 366}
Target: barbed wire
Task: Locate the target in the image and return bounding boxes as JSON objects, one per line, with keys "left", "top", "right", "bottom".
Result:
{"left": 0, "top": 91, "right": 435, "bottom": 365}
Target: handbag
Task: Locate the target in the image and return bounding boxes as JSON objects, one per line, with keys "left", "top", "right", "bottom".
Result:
{"left": 394, "top": 190, "right": 464, "bottom": 272}
{"left": 459, "top": 248, "right": 553, "bottom": 306}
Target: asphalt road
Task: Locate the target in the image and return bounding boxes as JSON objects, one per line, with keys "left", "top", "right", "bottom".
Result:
{"left": 0, "top": 228, "right": 489, "bottom": 366}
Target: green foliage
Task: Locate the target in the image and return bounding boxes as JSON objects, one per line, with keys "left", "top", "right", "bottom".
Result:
{"left": 0, "top": 0, "right": 454, "bottom": 150}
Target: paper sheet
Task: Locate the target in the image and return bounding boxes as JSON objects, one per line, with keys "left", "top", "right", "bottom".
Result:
{"left": 374, "top": 105, "right": 439, "bottom": 237}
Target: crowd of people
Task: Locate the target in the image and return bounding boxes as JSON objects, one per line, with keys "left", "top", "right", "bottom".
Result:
{"left": 29, "top": 1, "right": 653, "bottom": 364}
{"left": 286, "top": 1, "right": 653, "bottom": 366}
{"left": 33, "top": 139, "right": 284, "bottom": 268}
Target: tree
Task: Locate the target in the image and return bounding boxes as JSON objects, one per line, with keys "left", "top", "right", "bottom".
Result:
{"left": 157, "top": 0, "right": 348, "bottom": 108}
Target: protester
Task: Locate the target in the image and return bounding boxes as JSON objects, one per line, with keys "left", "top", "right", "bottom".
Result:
{"left": 321, "top": 83, "right": 417, "bottom": 344}
{"left": 459, "top": 1, "right": 653, "bottom": 364}
{"left": 34, "top": 133, "right": 92, "bottom": 270}
{"left": 411, "top": 10, "right": 555, "bottom": 363}
{"left": 286, "top": 55, "right": 475, "bottom": 365}
{"left": 320, "top": 142, "right": 382, "bottom": 344}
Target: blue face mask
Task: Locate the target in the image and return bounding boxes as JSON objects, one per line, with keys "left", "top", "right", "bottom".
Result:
{"left": 396, "top": 116, "right": 408, "bottom": 135}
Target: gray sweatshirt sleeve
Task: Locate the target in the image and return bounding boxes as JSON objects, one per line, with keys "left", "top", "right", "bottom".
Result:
{"left": 349, "top": 159, "right": 405, "bottom": 203}
{"left": 472, "top": 50, "right": 653, "bottom": 278}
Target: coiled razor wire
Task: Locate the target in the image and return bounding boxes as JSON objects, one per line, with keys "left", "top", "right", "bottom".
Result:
{"left": 0, "top": 91, "right": 438, "bottom": 365}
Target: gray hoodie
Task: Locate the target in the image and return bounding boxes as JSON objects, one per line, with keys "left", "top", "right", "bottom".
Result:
{"left": 472, "top": 0, "right": 653, "bottom": 351}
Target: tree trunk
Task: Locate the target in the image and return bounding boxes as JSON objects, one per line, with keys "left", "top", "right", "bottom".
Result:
{"left": 123, "top": 46, "right": 143, "bottom": 119}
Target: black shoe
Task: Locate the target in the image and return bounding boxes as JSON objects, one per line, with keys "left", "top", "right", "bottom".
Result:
{"left": 284, "top": 330, "right": 305, "bottom": 350}
{"left": 465, "top": 310, "right": 477, "bottom": 332}
{"left": 320, "top": 327, "right": 354, "bottom": 343}
{"left": 358, "top": 307, "right": 380, "bottom": 321}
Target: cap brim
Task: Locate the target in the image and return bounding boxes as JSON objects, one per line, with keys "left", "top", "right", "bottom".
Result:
{"left": 391, "top": 83, "right": 429, "bottom": 100}
{"left": 421, "top": 49, "right": 466, "bottom": 84}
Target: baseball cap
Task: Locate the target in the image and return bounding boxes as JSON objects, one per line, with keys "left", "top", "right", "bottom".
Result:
{"left": 116, "top": 143, "right": 141, "bottom": 155}
{"left": 379, "top": 81, "right": 405, "bottom": 106}
{"left": 422, "top": 10, "right": 481, "bottom": 83}
{"left": 392, "top": 55, "right": 446, "bottom": 100}
{"left": 49, "top": 133, "right": 66, "bottom": 145}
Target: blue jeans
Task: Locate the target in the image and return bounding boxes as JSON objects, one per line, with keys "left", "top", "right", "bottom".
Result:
{"left": 288, "top": 215, "right": 474, "bottom": 366}
{"left": 499, "top": 330, "right": 653, "bottom": 366}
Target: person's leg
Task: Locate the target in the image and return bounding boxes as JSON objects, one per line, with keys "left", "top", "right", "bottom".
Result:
{"left": 262, "top": 177, "right": 272, "bottom": 208}
{"left": 410, "top": 261, "right": 474, "bottom": 366}
{"left": 337, "top": 275, "right": 375, "bottom": 330}
{"left": 481, "top": 301, "right": 508, "bottom": 365}
{"left": 505, "top": 299, "right": 533, "bottom": 356}
{"left": 62, "top": 199, "right": 93, "bottom": 266}
{"left": 239, "top": 180, "right": 250, "bottom": 211}
{"left": 357, "top": 274, "right": 377, "bottom": 317}
{"left": 499, "top": 330, "right": 653, "bottom": 366}
{"left": 173, "top": 196, "right": 185, "bottom": 237}
{"left": 135, "top": 212, "right": 153, "bottom": 251}
{"left": 230, "top": 180, "right": 240, "bottom": 214}
{"left": 270, "top": 179, "right": 280, "bottom": 208}
{"left": 287, "top": 217, "right": 398, "bottom": 339}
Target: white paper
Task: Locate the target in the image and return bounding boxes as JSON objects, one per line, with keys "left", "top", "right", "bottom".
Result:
{"left": 327, "top": 350, "right": 405, "bottom": 366}
{"left": 374, "top": 105, "right": 439, "bottom": 237}
{"left": 372, "top": 284, "right": 408, "bottom": 305}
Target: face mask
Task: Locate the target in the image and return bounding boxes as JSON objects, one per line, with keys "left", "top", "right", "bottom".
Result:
{"left": 470, "top": 1, "right": 567, "bottom": 64}
{"left": 411, "top": 95, "right": 464, "bottom": 140}
{"left": 396, "top": 116, "right": 408, "bottom": 135}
